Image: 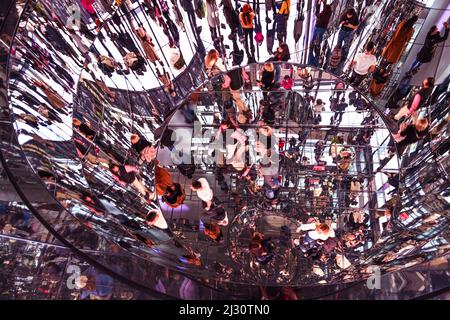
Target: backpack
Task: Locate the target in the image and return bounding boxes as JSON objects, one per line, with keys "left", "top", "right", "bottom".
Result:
{"left": 329, "top": 47, "right": 342, "bottom": 68}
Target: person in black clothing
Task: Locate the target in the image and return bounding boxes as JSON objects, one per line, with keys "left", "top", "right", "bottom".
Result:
{"left": 222, "top": 67, "right": 251, "bottom": 121}
{"left": 220, "top": 0, "right": 240, "bottom": 39}
{"left": 376, "top": 146, "right": 396, "bottom": 172}
{"left": 332, "top": 97, "right": 348, "bottom": 124}
{"left": 386, "top": 74, "right": 413, "bottom": 109}
{"left": 407, "top": 22, "right": 449, "bottom": 75}
{"left": 180, "top": 0, "right": 202, "bottom": 37}
{"left": 335, "top": 8, "right": 359, "bottom": 63}
{"left": 308, "top": 0, "right": 332, "bottom": 67}
{"left": 396, "top": 77, "right": 434, "bottom": 120}
{"left": 382, "top": 172, "right": 399, "bottom": 195}
{"left": 395, "top": 117, "right": 429, "bottom": 155}
{"left": 258, "top": 63, "right": 276, "bottom": 101}
{"left": 268, "top": 43, "right": 291, "bottom": 62}
{"left": 40, "top": 23, "right": 79, "bottom": 62}
{"left": 347, "top": 211, "right": 369, "bottom": 230}
{"left": 73, "top": 118, "right": 96, "bottom": 140}
{"left": 314, "top": 140, "right": 325, "bottom": 162}
{"left": 130, "top": 134, "right": 157, "bottom": 164}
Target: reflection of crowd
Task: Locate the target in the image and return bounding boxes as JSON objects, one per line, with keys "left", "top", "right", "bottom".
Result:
{"left": 3, "top": 0, "right": 449, "bottom": 298}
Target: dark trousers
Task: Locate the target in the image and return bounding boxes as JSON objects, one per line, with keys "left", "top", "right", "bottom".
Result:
{"left": 349, "top": 71, "right": 366, "bottom": 86}
{"left": 243, "top": 27, "right": 255, "bottom": 56}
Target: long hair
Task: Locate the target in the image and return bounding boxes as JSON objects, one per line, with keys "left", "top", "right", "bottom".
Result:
{"left": 242, "top": 4, "right": 253, "bottom": 25}
{"left": 204, "top": 49, "right": 219, "bottom": 67}
{"left": 399, "top": 15, "right": 418, "bottom": 35}
{"left": 279, "top": 43, "right": 290, "bottom": 60}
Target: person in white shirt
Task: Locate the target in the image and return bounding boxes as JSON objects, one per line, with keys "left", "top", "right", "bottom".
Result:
{"left": 299, "top": 221, "right": 336, "bottom": 241}
{"left": 294, "top": 220, "right": 337, "bottom": 254}
{"left": 313, "top": 99, "right": 325, "bottom": 124}
{"left": 348, "top": 41, "right": 377, "bottom": 86}
{"left": 191, "top": 178, "right": 214, "bottom": 210}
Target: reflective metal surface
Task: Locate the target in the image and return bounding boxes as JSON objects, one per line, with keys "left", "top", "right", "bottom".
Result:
{"left": 0, "top": 0, "right": 448, "bottom": 299}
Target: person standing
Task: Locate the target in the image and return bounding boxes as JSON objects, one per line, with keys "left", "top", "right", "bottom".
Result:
{"left": 135, "top": 26, "right": 161, "bottom": 66}
{"left": 180, "top": 0, "right": 202, "bottom": 39}
{"left": 332, "top": 97, "right": 348, "bottom": 124}
{"left": 222, "top": 67, "right": 251, "bottom": 121}
{"left": 267, "top": 43, "right": 290, "bottom": 82}
{"left": 394, "top": 77, "right": 434, "bottom": 121}
{"left": 220, "top": 0, "right": 240, "bottom": 38}
{"left": 205, "top": 0, "right": 221, "bottom": 40}
{"left": 407, "top": 22, "right": 449, "bottom": 76}
{"left": 382, "top": 16, "right": 418, "bottom": 65}
{"left": 191, "top": 178, "right": 214, "bottom": 210}
{"left": 313, "top": 98, "right": 325, "bottom": 124}
{"left": 335, "top": 8, "right": 359, "bottom": 65}
{"left": 308, "top": 0, "right": 332, "bottom": 67}
{"left": 258, "top": 63, "right": 276, "bottom": 101}
{"left": 347, "top": 41, "right": 377, "bottom": 87}
{"left": 275, "top": 0, "right": 290, "bottom": 43}
{"left": 239, "top": 4, "right": 256, "bottom": 61}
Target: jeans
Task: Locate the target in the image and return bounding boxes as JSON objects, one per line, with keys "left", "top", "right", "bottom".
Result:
{"left": 336, "top": 29, "right": 353, "bottom": 62}
{"left": 408, "top": 59, "right": 423, "bottom": 74}
{"left": 308, "top": 26, "right": 326, "bottom": 67}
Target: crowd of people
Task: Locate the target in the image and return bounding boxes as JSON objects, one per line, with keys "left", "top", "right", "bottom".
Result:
{"left": 3, "top": 0, "right": 449, "bottom": 295}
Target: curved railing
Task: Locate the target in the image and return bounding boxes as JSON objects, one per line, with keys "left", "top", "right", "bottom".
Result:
{"left": 0, "top": 0, "right": 448, "bottom": 299}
